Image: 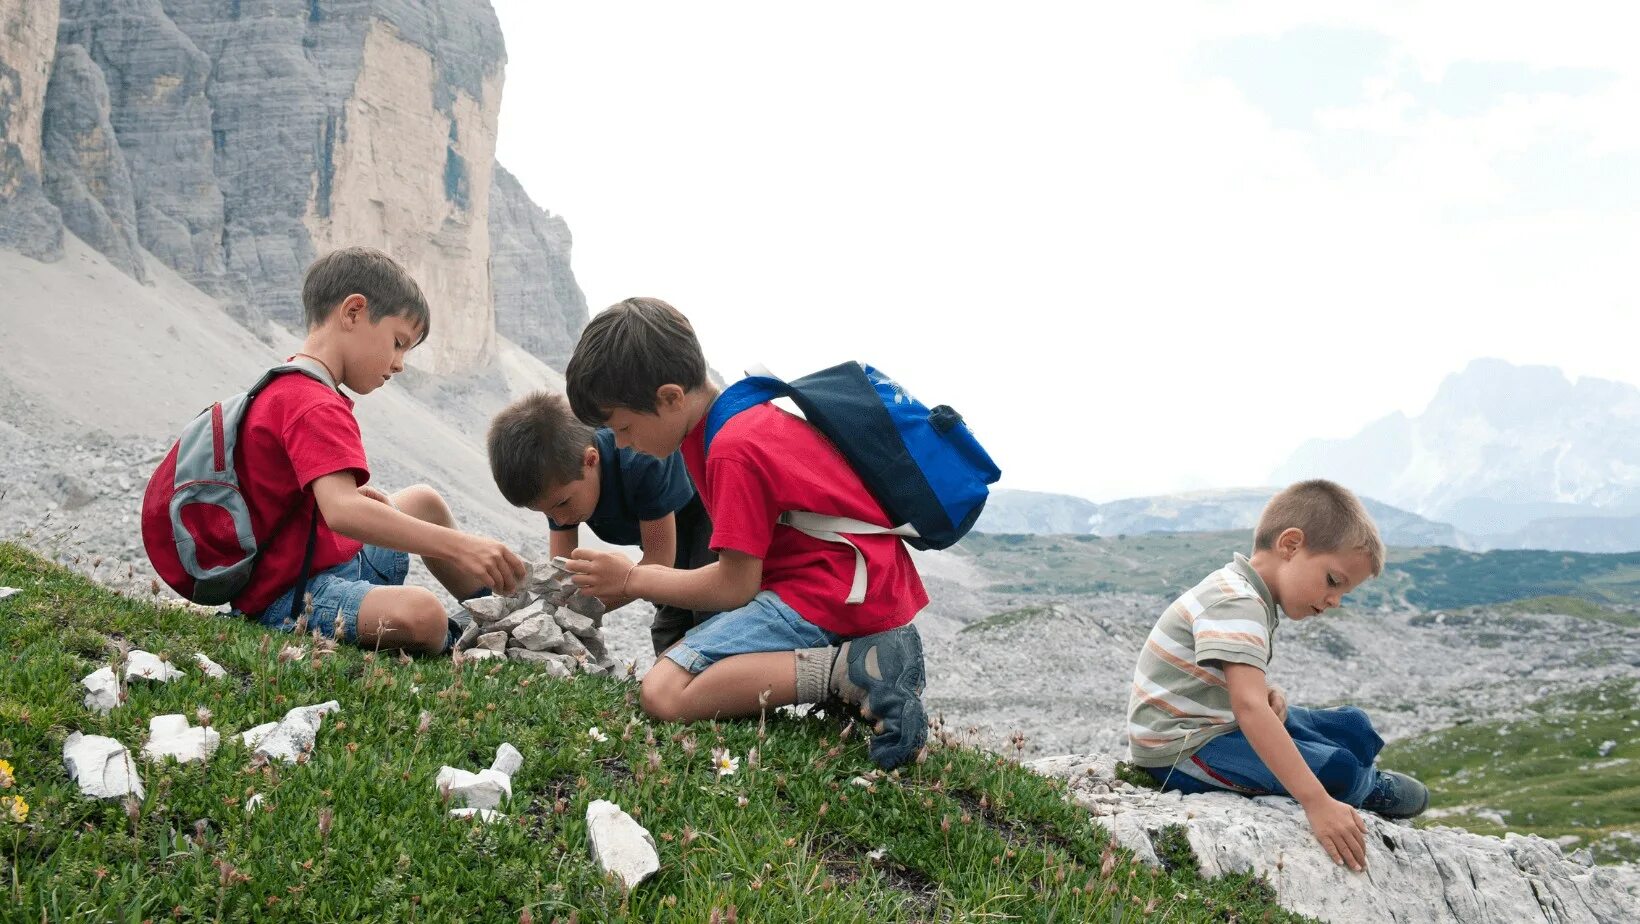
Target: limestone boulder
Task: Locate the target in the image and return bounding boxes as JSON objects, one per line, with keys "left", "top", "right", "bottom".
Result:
{"left": 587, "top": 799, "right": 659, "bottom": 890}
{"left": 63, "top": 731, "right": 144, "bottom": 800}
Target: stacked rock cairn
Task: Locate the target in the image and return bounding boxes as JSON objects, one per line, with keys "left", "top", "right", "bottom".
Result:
{"left": 453, "top": 558, "right": 617, "bottom": 677}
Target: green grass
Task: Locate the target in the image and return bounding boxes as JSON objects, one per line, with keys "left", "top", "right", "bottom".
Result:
{"left": 1491, "top": 595, "right": 1640, "bottom": 628}
{"left": 956, "top": 533, "right": 1640, "bottom": 611}
{"left": 1379, "top": 679, "right": 1640, "bottom": 863}
{"left": 0, "top": 543, "right": 1309, "bottom": 922}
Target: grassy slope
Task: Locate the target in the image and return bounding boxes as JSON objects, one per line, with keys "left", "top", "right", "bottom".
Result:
{"left": 1378, "top": 679, "right": 1640, "bottom": 863}
{"left": 959, "top": 533, "right": 1640, "bottom": 611}
{"left": 0, "top": 544, "right": 1305, "bottom": 923}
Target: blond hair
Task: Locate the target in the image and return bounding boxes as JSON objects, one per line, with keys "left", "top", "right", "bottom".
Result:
{"left": 1254, "top": 480, "right": 1384, "bottom": 575}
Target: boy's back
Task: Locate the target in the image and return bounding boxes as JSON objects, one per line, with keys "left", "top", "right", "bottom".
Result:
{"left": 682, "top": 401, "right": 927, "bottom": 635}
{"left": 1128, "top": 554, "right": 1276, "bottom": 766}
{"left": 547, "top": 427, "right": 692, "bottom": 547}
{"left": 231, "top": 372, "right": 369, "bottom": 615}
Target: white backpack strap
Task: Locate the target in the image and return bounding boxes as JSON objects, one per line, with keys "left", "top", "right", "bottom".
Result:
{"left": 777, "top": 512, "right": 920, "bottom": 604}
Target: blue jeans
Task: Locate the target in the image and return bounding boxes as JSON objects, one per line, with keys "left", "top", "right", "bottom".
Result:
{"left": 664, "top": 590, "right": 845, "bottom": 674}
{"left": 1146, "top": 705, "right": 1383, "bottom": 806}
{"left": 244, "top": 545, "right": 410, "bottom": 642}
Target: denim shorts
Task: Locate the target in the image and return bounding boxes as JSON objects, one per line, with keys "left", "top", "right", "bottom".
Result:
{"left": 247, "top": 545, "right": 410, "bottom": 642}
{"left": 664, "top": 590, "right": 845, "bottom": 674}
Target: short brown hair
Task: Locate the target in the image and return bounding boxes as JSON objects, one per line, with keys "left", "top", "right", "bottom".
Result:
{"left": 487, "top": 392, "right": 596, "bottom": 507}
{"left": 301, "top": 246, "right": 430, "bottom": 344}
{"left": 565, "top": 297, "right": 707, "bottom": 424}
{"left": 1255, "top": 480, "right": 1385, "bottom": 575}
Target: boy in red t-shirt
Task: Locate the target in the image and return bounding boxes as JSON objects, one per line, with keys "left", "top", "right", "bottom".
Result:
{"left": 232, "top": 247, "right": 526, "bottom": 652}
{"left": 562, "top": 298, "right": 930, "bottom": 769}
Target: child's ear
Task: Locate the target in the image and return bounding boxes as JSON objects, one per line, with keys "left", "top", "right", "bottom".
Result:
{"left": 655, "top": 383, "right": 686, "bottom": 410}
{"left": 1277, "top": 527, "right": 1305, "bottom": 558}
{"left": 339, "top": 293, "right": 367, "bottom": 328}
{"left": 583, "top": 445, "right": 599, "bottom": 470}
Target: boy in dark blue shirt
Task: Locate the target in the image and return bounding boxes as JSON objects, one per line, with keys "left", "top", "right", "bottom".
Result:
{"left": 487, "top": 391, "right": 716, "bottom": 652}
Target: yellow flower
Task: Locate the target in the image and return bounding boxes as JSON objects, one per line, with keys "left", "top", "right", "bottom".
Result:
{"left": 0, "top": 758, "right": 13, "bottom": 788}
{"left": 3, "top": 794, "right": 25, "bottom": 823}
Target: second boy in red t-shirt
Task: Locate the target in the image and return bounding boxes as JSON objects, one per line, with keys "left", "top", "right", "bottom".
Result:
{"left": 563, "top": 298, "right": 929, "bottom": 769}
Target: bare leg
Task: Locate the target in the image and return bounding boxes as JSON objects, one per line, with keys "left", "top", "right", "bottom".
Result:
{"left": 354, "top": 585, "right": 448, "bottom": 653}
{"left": 391, "top": 484, "right": 485, "bottom": 600}
{"left": 640, "top": 653, "right": 798, "bottom": 722}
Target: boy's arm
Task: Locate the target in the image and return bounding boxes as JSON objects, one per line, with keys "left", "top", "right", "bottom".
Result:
{"left": 566, "top": 546, "right": 760, "bottom": 612}
{"left": 548, "top": 527, "right": 579, "bottom": 562}
{"left": 581, "top": 515, "right": 678, "bottom": 610}
{"left": 310, "top": 472, "right": 526, "bottom": 593}
{"left": 1223, "top": 662, "right": 1368, "bottom": 872}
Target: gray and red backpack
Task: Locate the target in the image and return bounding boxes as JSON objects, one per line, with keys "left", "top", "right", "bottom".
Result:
{"left": 141, "top": 358, "right": 334, "bottom": 622}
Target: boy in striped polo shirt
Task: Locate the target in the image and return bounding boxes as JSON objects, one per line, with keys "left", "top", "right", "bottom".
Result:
{"left": 1127, "top": 480, "right": 1428, "bottom": 873}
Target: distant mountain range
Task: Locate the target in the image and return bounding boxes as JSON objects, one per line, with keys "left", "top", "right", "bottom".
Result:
{"left": 1274, "top": 359, "right": 1640, "bottom": 549}
{"left": 975, "top": 487, "right": 1470, "bottom": 549}
{"left": 981, "top": 360, "right": 1640, "bottom": 553}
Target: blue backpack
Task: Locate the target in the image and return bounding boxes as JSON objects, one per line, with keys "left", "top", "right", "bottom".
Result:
{"left": 704, "top": 362, "right": 1000, "bottom": 602}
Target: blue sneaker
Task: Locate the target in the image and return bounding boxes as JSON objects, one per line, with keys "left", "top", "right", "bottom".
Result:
{"left": 1362, "top": 770, "right": 1428, "bottom": 818}
{"left": 846, "top": 624, "right": 928, "bottom": 770}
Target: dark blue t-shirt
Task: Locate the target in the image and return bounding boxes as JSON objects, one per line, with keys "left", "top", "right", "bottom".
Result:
{"left": 548, "top": 428, "right": 695, "bottom": 547}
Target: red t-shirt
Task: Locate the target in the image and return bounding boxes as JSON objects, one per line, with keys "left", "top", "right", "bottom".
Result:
{"left": 230, "top": 372, "right": 370, "bottom": 614}
{"left": 681, "top": 402, "right": 927, "bottom": 636}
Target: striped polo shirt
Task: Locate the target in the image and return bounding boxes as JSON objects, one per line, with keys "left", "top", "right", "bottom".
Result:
{"left": 1127, "top": 553, "right": 1279, "bottom": 766}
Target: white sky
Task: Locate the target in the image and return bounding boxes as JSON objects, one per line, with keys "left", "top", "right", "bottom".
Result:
{"left": 491, "top": 1, "right": 1640, "bottom": 502}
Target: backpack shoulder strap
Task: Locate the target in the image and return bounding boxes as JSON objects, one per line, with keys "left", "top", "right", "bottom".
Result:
{"left": 246, "top": 356, "right": 337, "bottom": 399}
{"left": 704, "top": 370, "right": 789, "bottom": 454}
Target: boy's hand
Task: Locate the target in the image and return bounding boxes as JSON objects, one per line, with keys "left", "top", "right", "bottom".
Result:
{"left": 1303, "top": 797, "right": 1368, "bottom": 872}
{"left": 452, "top": 534, "right": 527, "bottom": 595}
{"left": 564, "top": 549, "right": 635, "bottom": 602}
{"left": 1267, "top": 685, "right": 1288, "bottom": 722}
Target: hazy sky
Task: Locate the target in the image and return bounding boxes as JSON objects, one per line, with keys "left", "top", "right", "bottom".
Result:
{"left": 491, "top": 1, "right": 1639, "bottom": 502}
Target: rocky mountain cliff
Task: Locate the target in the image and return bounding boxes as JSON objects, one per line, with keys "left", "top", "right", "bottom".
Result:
{"left": 0, "top": 0, "right": 586, "bottom": 374}
{"left": 1274, "top": 359, "right": 1640, "bottom": 544}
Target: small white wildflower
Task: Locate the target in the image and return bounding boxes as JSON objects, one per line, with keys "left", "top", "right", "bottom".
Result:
{"left": 587, "top": 726, "right": 608, "bottom": 743}
{"left": 714, "top": 751, "right": 740, "bottom": 777}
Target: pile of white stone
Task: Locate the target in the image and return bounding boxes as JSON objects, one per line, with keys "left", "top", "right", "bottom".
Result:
{"left": 454, "top": 559, "right": 616, "bottom": 677}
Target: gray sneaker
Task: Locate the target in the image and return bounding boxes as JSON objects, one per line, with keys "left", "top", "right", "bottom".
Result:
{"left": 1362, "top": 770, "right": 1429, "bottom": 818}
{"left": 845, "top": 624, "right": 928, "bottom": 770}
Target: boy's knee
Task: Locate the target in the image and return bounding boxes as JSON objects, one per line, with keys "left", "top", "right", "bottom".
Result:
{"left": 639, "top": 669, "right": 688, "bottom": 722}
{"left": 394, "top": 484, "right": 451, "bottom": 523}
{"left": 386, "top": 589, "right": 449, "bottom": 653}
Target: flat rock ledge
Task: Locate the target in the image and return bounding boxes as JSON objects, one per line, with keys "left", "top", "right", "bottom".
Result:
{"left": 1028, "top": 754, "right": 1640, "bottom": 924}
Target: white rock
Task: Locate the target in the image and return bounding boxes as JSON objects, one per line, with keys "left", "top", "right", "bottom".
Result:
{"left": 462, "top": 647, "right": 503, "bottom": 662}
{"left": 491, "top": 743, "right": 524, "bottom": 778}
{"left": 507, "top": 648, "right": 575, "bottom": 676}
{"left": 244, "top": 793, "right": 265, "bottom": 813}
{"left": 1598, "top": 739, "right": 1617, "bottom": 757}
{"left": 448, "top": 807, "right": 505, "bottom": 823}
{"left": 563, "top": 592, "right": 606, "bottom": 622}
{"left": 63, "top": 732, "right": 145, "bottom": 800}
{"left": 435, "top": 767, "right": 512, "bottom": 810}
{"left": 436, "top": 743, "right": 522, "bottom": 811}
{"left": 554, "top": 611, "right": 597, "bottom": 638}
{"left": 511, "top": 614, "right": 563, "bottom": 651}
{"left": 0, "top": 587, "right": 20, "bottom": 600}
{"left": 81, "top": 666, "right": 121, "bottom": 714}
{"left": 126, "top": 650, "right": 184, "bottom": 682}
{"left": 526, "top": 558, "right": 575, "bottom": 595}
{"left": 240, "top": 701, "right": 341, "bottom": 763}
{"left": 463, "top": 592, "right": 532, "bottom": 624}
{"left": 453, "top": 619, "right": 482, "bottom": 652}
{"left": 193, "top": 652, "right": 228, "bottom": 679}
{"left": 485, "top": 602, "right": 543, "bottom": 636}
{"left": 586, "top": 799, "right": 659, "bottom": 890}
{"left": 551, "top": 631, "right": 591, "bottom": 663}
{"left": 141, "top": 713, "right": 221, "bottom": 763}
{"left": 1027, "top": 754, "right": 1640, "bottom": 924}
{"left": 476, "top": 631, "right": 508, "bottom": 652}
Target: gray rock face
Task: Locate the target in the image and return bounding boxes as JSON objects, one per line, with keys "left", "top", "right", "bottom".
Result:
{"left": 489, "top": 163, "right": 587, "bottom": 367}
{"left": 41, "top": 43, "right": 146, "bottom": 281}
{"left": 0, "top": 0, "right": 64, "bottom": 261}
{"left": 56, "top": 0, "right": 227, "bottom": 290}
{"left": 1029, "top": 755, "right": 1640, "bottom": 924}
